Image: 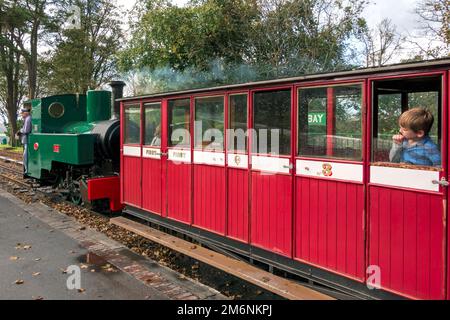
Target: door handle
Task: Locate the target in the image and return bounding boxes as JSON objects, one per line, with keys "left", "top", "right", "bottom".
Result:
{"left": 432, "top": 178, "right": 449, "bottom": 187}
{"left": 283, "top": 163, "right": 293, "bottom": 169}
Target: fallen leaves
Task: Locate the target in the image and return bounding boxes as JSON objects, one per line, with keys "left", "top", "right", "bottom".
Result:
{"left": 14, "top": 279, "right": 24, "bottom": 285}
{"left": 32, "top": 272, "right": 40, "bottom": 277}
{"left": 9, "top": 256, "right": 19, "bottom": 261}
{"left": 77, "top": 288, "right": 86, "bottom": 293}
{"left": 15, "top": 243, "right": 32, "bottom": 250}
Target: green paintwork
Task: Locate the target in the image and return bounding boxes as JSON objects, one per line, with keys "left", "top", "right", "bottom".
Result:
{"left": 22, "top": 90, "right": 113, "bottom": 180}
{"left": 27, "top": 133, "right": 95, "bottom": 179}
{"left": 87, "top": 90, "right": 111, "bottom": 123}
{"left": 28, "top": 94, "right": 87, "bottom": 133}
{"left": 62, "top": 121, "right": 94, "bottom": 134}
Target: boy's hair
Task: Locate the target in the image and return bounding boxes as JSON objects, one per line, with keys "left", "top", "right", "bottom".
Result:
{"left": 399, "top": 107, "right": 434, "bottom": 134}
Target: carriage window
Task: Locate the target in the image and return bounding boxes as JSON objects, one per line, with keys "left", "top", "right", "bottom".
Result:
{"left": 298, "top": 84, "right": 363, "bottom": 160}
{"left": 144, "top": 102, "right": 161, "bottom": 146}
{"left": 253, "top": 90, "right": 291, "bottom": 155}
{"left": 124, "top": 105, "right": 140, "bottom": 144}
{"left": 194, "top": 96, "right": 224, "bottom": 150}
{"left": 169, "top": 99, "right": 190, "bottom": 148}
{"left": 228, "top": 94, "right": 248, "bottom": 152}
{"left": 372, "top": 76, "right": 442, "bottom": 169}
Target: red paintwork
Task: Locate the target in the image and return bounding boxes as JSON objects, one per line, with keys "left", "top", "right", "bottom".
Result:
{"left": 251, "top": 172, "right": 292, "bottom": 256}
{"left": 87, "top": 176, "right": 124, "bottom": 212}
{"left": 369, "top": 186, "right": 445, "bottom": 299}
{"left": 118, "top": 66, "right": 450, "bottom": 300}
{"left": 193, "top": 164, "right": 226, "bottom": 234}
{"left": 227, "top": 168, "right": 249, "bottom": 242}
{"left": 167, "top": 160, "right": 191, "bottom": 223}
{"left": 122, "top": 156, "right": 141, "bottom": 207}
{"left": 295, "top": 177, "right": 365, "bottom": 280}
{"left": 142, "top": 157, "right": 162, "bottom": 215}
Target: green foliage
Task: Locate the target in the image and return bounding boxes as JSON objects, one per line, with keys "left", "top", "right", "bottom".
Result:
{"left": 44, "top": 0, "right": 124, "bottom": 94}
{"left": 118, "top": 0, "right": 368, "bottom": 94}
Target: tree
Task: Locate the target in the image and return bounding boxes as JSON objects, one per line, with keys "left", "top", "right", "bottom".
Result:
{"left": 413, "top": 0, "right": 449, "bottom": 58}
{"left": 119, "top": 0, "right": 258, "bottom": 72}
{"left": 0, "top": 0, "right": 29, "bottom": 146}
{"left": 357, "top": 18, "right": 405, "bottom": 67}
{"left": 119, "top": 0, "right": 368, "bottom": 92}
{"left": 250, "top": 0, "right": 367, "bottom": 77}
{"left": 45, "top": 0, "right": 124, "bottom": 94}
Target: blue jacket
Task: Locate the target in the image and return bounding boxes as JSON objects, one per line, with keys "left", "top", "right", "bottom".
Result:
{"left": 389, "top": 135, "right": 441, "bottom": 167}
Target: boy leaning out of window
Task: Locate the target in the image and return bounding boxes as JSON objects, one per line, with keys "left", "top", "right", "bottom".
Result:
{"left": 389, "top": 107, "right": 441, "bottom": 167}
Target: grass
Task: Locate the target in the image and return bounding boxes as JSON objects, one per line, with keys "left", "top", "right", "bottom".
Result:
{"left": 0, "top": 144, "right": 23, "bottom": 153}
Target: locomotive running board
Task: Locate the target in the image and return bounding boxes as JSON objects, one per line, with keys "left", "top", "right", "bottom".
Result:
{"left": 110, "top": 216, "right": 334, "bottom": 300}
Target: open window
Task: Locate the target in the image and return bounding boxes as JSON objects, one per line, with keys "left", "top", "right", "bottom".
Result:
{"left": 371, "top": 75, "right": 442, "bottom": 170}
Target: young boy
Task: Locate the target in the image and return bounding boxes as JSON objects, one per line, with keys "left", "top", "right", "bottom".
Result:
{"left": 389, "top": 107, "right": 441, "bottom": 167}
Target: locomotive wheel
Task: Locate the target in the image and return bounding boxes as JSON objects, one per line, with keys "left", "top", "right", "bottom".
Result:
{"left": 68, "top": 180, "right": 83, "bottom": 205}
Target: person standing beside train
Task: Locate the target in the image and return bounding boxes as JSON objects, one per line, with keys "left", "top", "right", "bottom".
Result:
{"left": 16, "top": 108, "right": 32, "bottom": 177}
{"left": 389, "top": 107, "right": 441, "bottom": 167}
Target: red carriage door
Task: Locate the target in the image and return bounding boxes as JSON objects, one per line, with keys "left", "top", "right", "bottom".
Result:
{"left": 368, "top": 73, "right": 447, "bottom": 299}
{"left": 294, "top": 83, "right": 365, "bottom": 281}
{"left": 122, "top": 104, "right": 142, "bottom": 207}
{"left": 142, "top": 102, "right": 163, "bottom": 215}
{"left": 166, "top": 98, "right": 192, "bottom": 223}
{"left": 227, "top": 93, "right": 249, "bottom": 242}
{"left": 250, "top": 88, "right": 293, "bottom": 257}
{"left": 193, "top": 95, "right": 226, "bottom": 234}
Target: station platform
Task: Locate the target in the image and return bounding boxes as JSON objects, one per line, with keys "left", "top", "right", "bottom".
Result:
{"left": 0, "top": 190, "right": 225, "bottom": 300}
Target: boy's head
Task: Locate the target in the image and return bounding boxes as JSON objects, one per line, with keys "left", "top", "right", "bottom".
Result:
{"left": 398, "top": 107, "right": 434, "bottom": 139}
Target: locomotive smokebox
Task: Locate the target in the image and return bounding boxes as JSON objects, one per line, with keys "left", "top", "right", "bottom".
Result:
{"left": 108, "top": 81, "right": 126, "bottom": 120}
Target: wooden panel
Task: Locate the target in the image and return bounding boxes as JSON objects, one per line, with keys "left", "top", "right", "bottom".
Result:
{"left": 167, "top": 161, "right": 191, "bottom": 223}
{"left": 368, "top": 186, "right": 445, "bottom": 299}
{"left": 142, "top": 158, "right": 162, "bottom": 214}
{"left": 123, "top": 156, "right": 141, "bottom": 207}
{"left": 294, "top": 177, "right": 365, "bottom": 280}
{"left": 193, "top": 164, "right": 226, "bottom": 234}
{"left": 251, "top": 172, "right": 292, "bottom": 257}
{"left": 227, "top": 168, "right": 249, "bottom": 242}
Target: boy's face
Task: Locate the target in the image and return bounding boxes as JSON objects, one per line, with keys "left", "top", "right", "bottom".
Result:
{"left": 400, "top": 126, "right": 424, "bottom": 140}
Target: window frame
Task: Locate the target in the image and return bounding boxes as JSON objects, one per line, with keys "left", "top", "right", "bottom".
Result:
{"left": 368, "top": 72, "right": 445, "bottom": 171}
{"left": 142, "top": 101, "right": 162, "bottom": 147}
{"left": 296, "top": 81, "right": 365, "bottom": 163}
{"left": 168, "top": 97, "right": 192, "bottom": 149}
{"left": 193, "top": 94, "right": 225, "bottom": 152}
{"left": 251, "top": 86, "right": 293, "bottom": 157}
{"left": 227, "top": 92, "right": 249, "bottom": 154}
{"left": 123, "top": 103, "right": 141, "bottom": 146}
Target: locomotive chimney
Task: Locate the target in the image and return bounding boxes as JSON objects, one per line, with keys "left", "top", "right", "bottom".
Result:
{"left": 108, "top": 81, "right": 126, "bottom": 120}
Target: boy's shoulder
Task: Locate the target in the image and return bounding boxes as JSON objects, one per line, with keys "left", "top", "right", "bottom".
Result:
{"left": 422, "top": 136, "right": 439, "bottom": 149}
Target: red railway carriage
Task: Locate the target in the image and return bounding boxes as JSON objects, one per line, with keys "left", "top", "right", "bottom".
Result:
{"left": 118, "top": 59, "right": 450, "bottom": 300}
